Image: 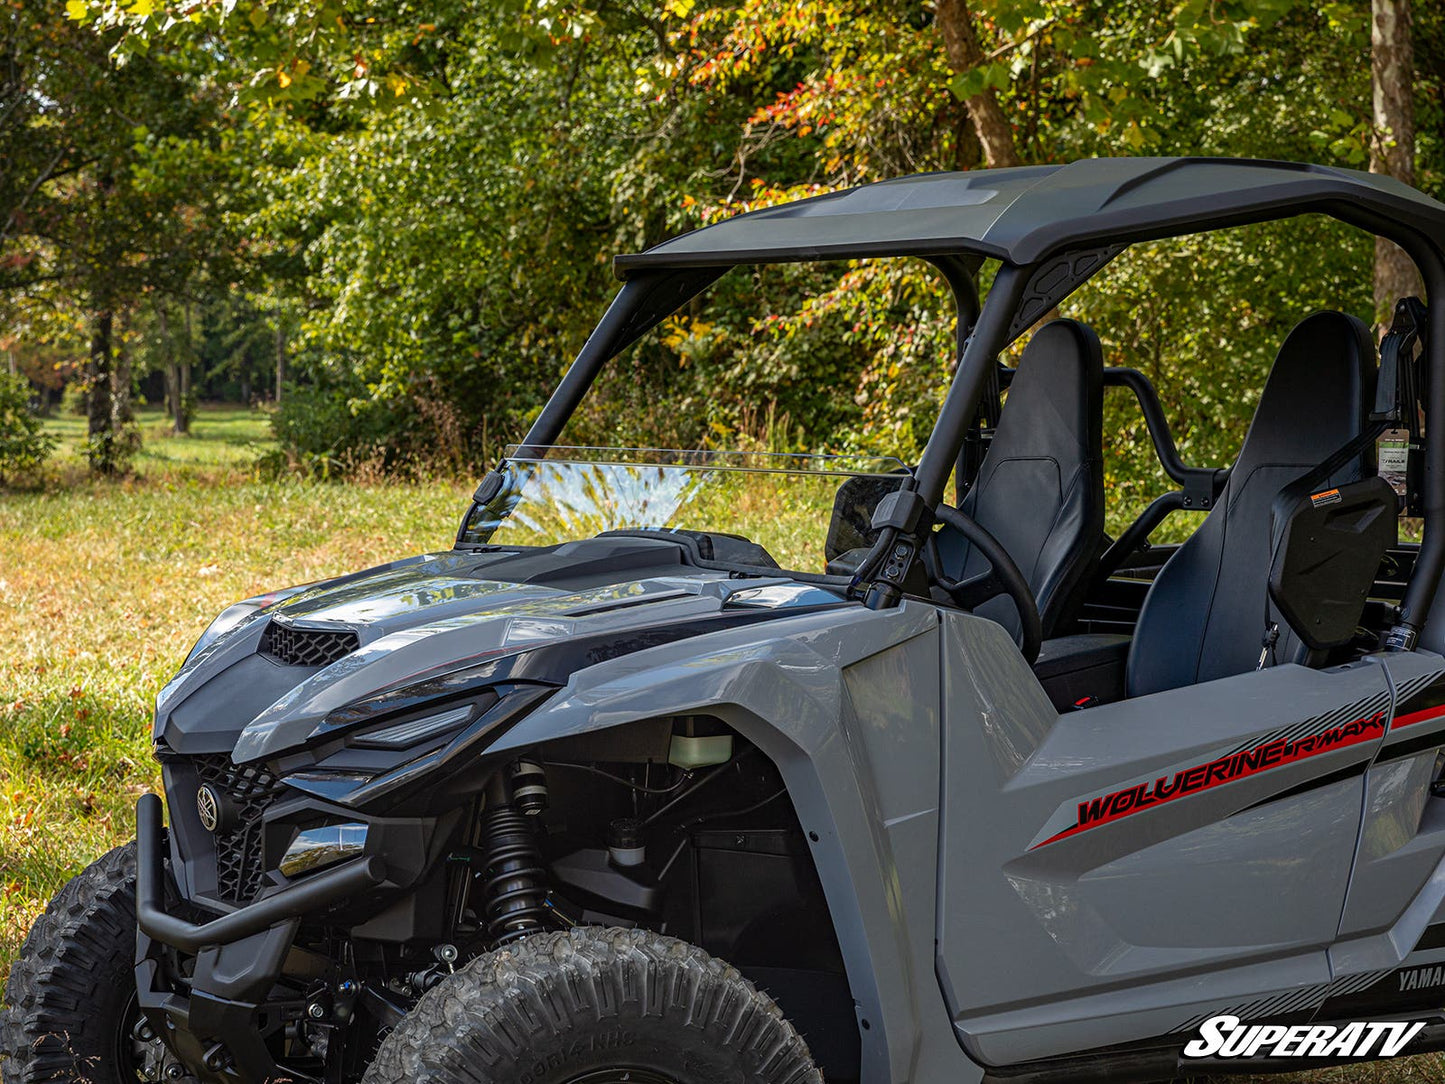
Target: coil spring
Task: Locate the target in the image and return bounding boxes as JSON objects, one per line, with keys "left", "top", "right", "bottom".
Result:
{"left": 479, "top": 805, "right": 548, "bottom": 944}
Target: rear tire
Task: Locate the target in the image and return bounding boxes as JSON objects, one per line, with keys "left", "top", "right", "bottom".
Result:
{"left": 1, "top": 844, "right": 143, "bottom": 1084}
{"left": 362, "top": 927, "right": 823, "bottom": 1084}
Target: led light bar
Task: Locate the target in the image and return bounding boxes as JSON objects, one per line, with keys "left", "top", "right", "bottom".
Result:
{"left": 352, "top": 704, "right": 474, "bottom": 749}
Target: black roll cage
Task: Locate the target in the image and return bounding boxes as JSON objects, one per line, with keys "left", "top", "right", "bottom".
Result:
{"left": 460, "top": 176, "right": 1445, "bottom": 657}
{"left": 988, "top": 363, "right": 1229, "bottom": 587}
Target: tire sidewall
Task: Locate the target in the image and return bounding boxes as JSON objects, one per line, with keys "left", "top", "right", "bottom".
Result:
{"left": 2, "top": 844, "right": 142, "bottom": 1084}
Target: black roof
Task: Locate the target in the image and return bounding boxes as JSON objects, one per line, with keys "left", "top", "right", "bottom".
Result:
{"left": 614, "top": 157, "right": 1445, "bottom": 277}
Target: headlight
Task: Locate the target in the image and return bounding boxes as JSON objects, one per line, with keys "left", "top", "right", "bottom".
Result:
{"left": 279, "top": 823, "right": 369, "bottom": 878}
{"left": 352, "top": 704, "right": 474, "bottom": 749}
{"left": 282, "top": 683, "right": 557, "bottom": 812}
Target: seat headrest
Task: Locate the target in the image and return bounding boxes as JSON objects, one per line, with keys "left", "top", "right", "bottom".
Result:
{"left": 1233, "top": 310, "right": 1376, "bottom": 474}
{"left": 987, "top": 320, "right": 1104, "bottom": 471}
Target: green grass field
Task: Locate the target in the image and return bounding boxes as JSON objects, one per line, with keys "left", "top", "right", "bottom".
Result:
{"left": 0, "top": 405, "right": 470, "bottom": 963}
{"left": 2, "top": 406, "right": 1443, "bottom": 1083}
{"left": 41, "top": 402, "right": 281, "bottom": 473}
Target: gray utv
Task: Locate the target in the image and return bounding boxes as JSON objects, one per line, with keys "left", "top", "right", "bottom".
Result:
{"left": 10, "top": 157, "right": 1445, "bottom": 1084}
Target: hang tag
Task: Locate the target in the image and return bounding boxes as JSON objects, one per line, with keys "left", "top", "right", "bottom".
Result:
{"left": 1378, "top": 427, "right": 1415, "bottom": 501}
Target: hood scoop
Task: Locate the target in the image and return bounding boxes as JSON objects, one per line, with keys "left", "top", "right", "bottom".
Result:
{"left": 260, "top": 622, "right": 360, "bottom": 668}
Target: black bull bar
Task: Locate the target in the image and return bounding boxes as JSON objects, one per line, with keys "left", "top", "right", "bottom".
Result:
{"left": 132, "top": 793, "right": 389, "bottom": 1082}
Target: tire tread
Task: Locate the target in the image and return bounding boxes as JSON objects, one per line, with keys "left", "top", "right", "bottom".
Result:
{"left": 362, "top": 927, "right": 823, "bottom": 1084}
{"left": 1, "top": 845, "right": 138, "bottom": 1084}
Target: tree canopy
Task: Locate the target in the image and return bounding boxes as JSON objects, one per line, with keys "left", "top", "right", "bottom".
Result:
{"left": 5, "top": 0, "right": 1441, "bottom": 499}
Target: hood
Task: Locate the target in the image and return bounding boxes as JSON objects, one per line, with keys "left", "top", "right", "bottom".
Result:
{"left": 154, "top": 535, "right": 849, "bottom": 762}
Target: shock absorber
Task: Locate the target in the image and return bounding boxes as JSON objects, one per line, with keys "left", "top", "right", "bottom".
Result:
{"left": 478, "top": 759, "right": 549, "bottom": 944}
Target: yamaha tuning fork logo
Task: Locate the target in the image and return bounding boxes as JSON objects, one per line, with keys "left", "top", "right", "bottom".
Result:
{"left": 196, "top": 784, "right": 224, "bottom": 833}
{"left": 1183, "top": 1015, "right": 1426, "bottom": 1060}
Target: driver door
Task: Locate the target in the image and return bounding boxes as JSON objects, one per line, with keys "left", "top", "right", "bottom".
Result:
{"left": 934, "top": 611, "right": 1390, "bottom": 1068}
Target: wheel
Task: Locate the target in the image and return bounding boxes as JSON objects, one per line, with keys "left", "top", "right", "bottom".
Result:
{"left": 362, "top": 927, "right": 823, "bottom": 1084}
{"left": 2, "top": 844, "right": 149, "bottom": 1084}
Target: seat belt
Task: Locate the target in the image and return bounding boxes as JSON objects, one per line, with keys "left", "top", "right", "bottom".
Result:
{"left": 1373, "top": 296, "right": 1428, "bottom": 515}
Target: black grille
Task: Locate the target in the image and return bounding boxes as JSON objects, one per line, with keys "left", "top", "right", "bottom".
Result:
{"left": 259, "top": 621, "right": 358, "bottom": 667}
{"left": 194, "top": 755, "right": 282, "bottom": 903}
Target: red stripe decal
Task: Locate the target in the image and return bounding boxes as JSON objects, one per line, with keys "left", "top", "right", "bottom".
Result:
{"left": 1030, "top": 710, "right": 1388, "bottom": 851}
{"left": 1392, "top": 704, "right": 1445, "bottom": 729}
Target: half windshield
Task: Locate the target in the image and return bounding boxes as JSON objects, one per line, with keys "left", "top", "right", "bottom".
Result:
{"left": 460, "top": 446, "right": 911, "bottom": 574}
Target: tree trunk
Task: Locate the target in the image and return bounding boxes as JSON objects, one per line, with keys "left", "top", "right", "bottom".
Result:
{"left": 951, "top": 95, "right": 983, "bottom": 172}
{"left": 935, "top": 0, "right": 1022, "bottom": 168}
{"left": 1371, "top": 0, "right": 1421, "bottom": 321}
{"left": 164, "top": 360, "right": 180, "bottom": 429}
{"left": 275, "top": 314, "right": 287, "bottom": 403}
{"left": 113, "top": 331, "right": 133, "bottom": 440}
{"left": 157, "top": 302, "right": 187, "bottom": 436}
{"left": 180, "top": 355, "right": 191, "bottom": 429}
{"left": 176, "top": 302, "right": 192, "bottom": 434}
{"left": 86, "top": 309, "right": 117, "bottom": 475}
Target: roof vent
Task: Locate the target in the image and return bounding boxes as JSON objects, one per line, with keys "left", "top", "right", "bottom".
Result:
{"left": 259, "top": 621, "right": 359, "bottom": 667}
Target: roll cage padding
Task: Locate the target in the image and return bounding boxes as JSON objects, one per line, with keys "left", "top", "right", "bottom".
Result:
{"left": 936, "top": 319, "right": 1105, "bottom": 639}
{"left": 1127, "top": 311, "right": 1378, "bottom": 697}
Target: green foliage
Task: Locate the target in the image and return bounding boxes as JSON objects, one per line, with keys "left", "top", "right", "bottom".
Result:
{"left": 1060, "top": 216, "right": 1375, "bottom": 535}
{"left": 200, "top": 4, "right": 668, "bottom": 469}
{"left": 0, "top": 372, "right": 56, "bottom": 484}
{"left": 59, "top": 383, "right": 88, "bottom": 418}
{"left": 64, "top": 0, "right": 616, "bottom": 123}
{"left": 24, "top": 0, "right": 1445, "bottom": 498}
{"left": 1418, "top": 2, "right": 1445, "bottom": 196}
{"left": 268, "top": 379, "right": 417, "bottom": 478}
{"left": 2, "top": 0, "right": 267, "bottom": 476}
{"left": 572, "top": 0, "right": 1392, "bottom": 483}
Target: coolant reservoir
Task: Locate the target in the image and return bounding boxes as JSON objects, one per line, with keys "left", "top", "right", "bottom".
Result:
{"left": 668, "top": 716, "right": 734, "bottom": 768}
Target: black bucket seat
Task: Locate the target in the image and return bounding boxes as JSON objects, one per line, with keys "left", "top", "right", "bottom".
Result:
{"left": 1126, "top": 311, "right": 1377, "bottom": 698}
{"left": 935, "top": 319, "right": 1106, "bottom": 639}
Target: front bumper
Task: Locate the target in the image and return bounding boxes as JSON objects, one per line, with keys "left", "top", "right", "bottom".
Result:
{"left": 136, "top": 795, "right": 388, "bottom": 952}
{"left": 133, "top": 794, "right": 390, "bottom": 1082}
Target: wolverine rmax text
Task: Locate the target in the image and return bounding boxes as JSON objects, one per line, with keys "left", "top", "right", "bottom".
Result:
{"left": 1033, "top": 709, "right": 1390, "bottom": 849}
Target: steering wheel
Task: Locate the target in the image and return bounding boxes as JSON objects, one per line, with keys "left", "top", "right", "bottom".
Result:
{"left": 929, "top": 504, "right": 1043, "bottom": 665}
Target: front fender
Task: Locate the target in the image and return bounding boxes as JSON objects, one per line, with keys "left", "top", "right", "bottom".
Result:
{"left": 490, "top": 599, "right": 976, "bottom": 1084}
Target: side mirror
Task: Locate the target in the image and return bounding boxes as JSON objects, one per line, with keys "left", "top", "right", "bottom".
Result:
{"left": 825, "top": 474, "right": 907, "bottom": 562}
